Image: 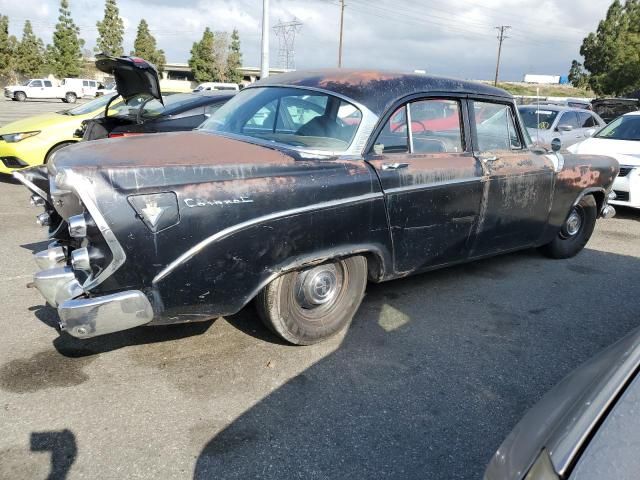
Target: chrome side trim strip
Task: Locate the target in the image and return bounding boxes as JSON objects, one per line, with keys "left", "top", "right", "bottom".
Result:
{"left": 153, "top": 192, "right": 384, "bottom": 284}
{"left": 384, "top": 176, "right": 481, "bottom": 195}
{"left": 12, "top": 170, "right": 48, "bottom": 199}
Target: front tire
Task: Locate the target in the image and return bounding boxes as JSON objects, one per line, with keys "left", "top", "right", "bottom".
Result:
{"left": 539, "top": 195, "right": 597, "bottom": 259}
{"left": 256, "top": 256, "right": 368, "bottom": 345}
{"left": 14, "top": 91, "right": 26, "bottom": 102}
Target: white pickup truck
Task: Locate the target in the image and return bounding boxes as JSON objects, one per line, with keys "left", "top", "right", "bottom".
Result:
{"left": 4, "top": 78, "right": 100, "bottom": 103}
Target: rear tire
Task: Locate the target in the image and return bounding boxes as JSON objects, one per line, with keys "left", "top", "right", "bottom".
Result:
{"left": 256, "top": 256, "right": 368, "bottom": 345}
{"left": 539, "top": 195, "right": 597, "bottom": 259}
{"left": 14, "top": 91, "right": 26, "bottom": 102}
{"left": 64, "top": 92, "right": 77, "bottom": 104}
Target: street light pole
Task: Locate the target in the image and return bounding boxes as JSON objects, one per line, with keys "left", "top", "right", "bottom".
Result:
{"left": 338, "top": 0, "right": 345, "bottom": 67}
{"left": 260, "top": 0, "right": 270, "bottom": 79}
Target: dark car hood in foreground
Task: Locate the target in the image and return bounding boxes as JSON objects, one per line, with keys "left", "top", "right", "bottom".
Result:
{"left": 95, "top": 54, "right": 162, "bottom": 105}
{"left": 50, "top": 131, "right": 297, "bottom": 173}
{"left": 485, "top": 327, "right": 640, "bottom": 480}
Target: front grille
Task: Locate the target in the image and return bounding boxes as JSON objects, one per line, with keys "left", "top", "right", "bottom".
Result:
{"left": 1, "top": 156, "right": 28, "bottom": 168}
{"left": 614, "top": 190, "right": 630, "bottom": 202}
{"left": 618, "top": 167, "right": 633, "bottom": 177}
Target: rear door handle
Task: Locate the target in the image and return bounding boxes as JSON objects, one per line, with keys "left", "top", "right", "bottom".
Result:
{"left": 381, "top": 162, "right": 409, "bottom": 170}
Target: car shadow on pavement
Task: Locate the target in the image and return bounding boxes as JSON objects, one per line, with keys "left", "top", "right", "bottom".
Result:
{"left": 21, "top": 240, "right": 50, "bottom": 254}
{"left": 192, "top": 248, "right": 640, "bottom": 480}
{"left": 0, "top": 173, "right": 19, "bottom": 184}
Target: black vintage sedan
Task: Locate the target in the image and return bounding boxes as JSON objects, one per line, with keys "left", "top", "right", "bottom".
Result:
{"left": 15, "top": 70, "right": 618, "bottom": 344}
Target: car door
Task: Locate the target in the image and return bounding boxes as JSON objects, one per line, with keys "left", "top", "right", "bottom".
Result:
{"left": 578, "top": 111, "right": 601, "bottom": 139}
{"left": 365, "top": 96, "right": 485, "bottom": 274}
{"left": 556, "top": 111, "right": 583, "bottom": 147}
{"left": 468, "top": 99, "right": 554, "bottom": 257}
{"left": 29, "top": 80, "right": 45, "bottom": 98}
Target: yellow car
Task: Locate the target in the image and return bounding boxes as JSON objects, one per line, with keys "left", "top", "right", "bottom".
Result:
{"left": 0, "top": 93, "right": 118, "bottom": 174}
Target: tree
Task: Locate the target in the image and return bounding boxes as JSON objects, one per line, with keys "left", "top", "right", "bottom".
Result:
{"left": 0, "top": 14, "right": 18, "bottom": 79}
{"left": 574, "top": 0, "right": 640, "bottom": 96}
{"left": 15, "top": 20, "right": 46, "bottom": 78}
{"left": 225, "top": 28, "right": 243, "bottom": 84}
{"left": 132, "top": 19, "right": 166, "bottom": 72}
{"left": 95, "top": 0, "right": 124, "bottom": 56}
{"left": 50, "top": 0, "right": 85, "bottom": 78}
{"left": 568, "top": 60, "right": 588, "bottom": 89}
{"left": 189, "top": 27, "right": 220, "bottom": 82}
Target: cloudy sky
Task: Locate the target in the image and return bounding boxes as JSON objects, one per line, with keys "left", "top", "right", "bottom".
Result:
{"left": 0, "top": 0, "right": 612, "bottom": 81}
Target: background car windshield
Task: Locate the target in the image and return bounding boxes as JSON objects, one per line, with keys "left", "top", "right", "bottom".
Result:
{"left": 200, "top": 87, "right": 363, "bottom": 152}
{"left": 518, "top": 107, "right": 559, "bottom": 130}
{"left": 65, "top": 92, "right": 117, "bottom": 115}
{"left": 595, "top": 115, "right": 640, "bottom": 141}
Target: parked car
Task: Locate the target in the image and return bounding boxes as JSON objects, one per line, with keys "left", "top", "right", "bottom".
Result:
{"left": 539, "top": 98, "right": 593, "bottom": 110}
{"left": 0, "top": 93, "right": 119, "bottom": 174}
{"left": 568, "top": 111, "right": 640, "bottom": 208}
{"left": 95, "top": 81, "right": 117, "bottom": 97}
{"left": 485, "top": 326, "right": 640, "bottom": 480}
{"left": 518, "top": 105, "right": 605, "bottom": 151}
{"left": 591, "top": 97, "right": 639, "bottom": 123}
{"left": 193, "top": 82, "right": 240, "bottom": 92}
{"left": 15, "top": 69, "right": 617, "bottom": 343}
{"left": 4, "top": 77, "right": 98, "bottom": 103}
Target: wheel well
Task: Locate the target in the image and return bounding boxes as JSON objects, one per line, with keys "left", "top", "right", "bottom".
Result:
{"left": 590, "top": 191, "right": 605, "bottom": 213}
{"left": 44, "top": 141, "right": 76, "bottom": 163}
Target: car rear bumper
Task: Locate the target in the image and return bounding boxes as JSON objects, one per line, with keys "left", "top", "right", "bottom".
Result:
{"left": 32, "top": 244, "right": 154, "bottom": 338}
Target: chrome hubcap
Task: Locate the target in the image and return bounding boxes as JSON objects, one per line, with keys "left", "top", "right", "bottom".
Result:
{"left": 295, "top": 264, "right": 341, "bottom": 309}
{"left": 564, "top": 209, "right": 582, "bottom": 237}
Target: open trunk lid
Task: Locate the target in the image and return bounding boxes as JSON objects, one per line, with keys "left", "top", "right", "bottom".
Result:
{"left": 95, "top": 53, "right": 162, "bottom": 105}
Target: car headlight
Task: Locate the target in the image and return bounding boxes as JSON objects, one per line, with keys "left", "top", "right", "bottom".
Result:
{"left": 0, "top": 131, "right": 41, "bottom": 143}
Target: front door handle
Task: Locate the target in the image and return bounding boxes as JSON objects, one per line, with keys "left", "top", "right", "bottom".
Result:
{"left": 381, "top": 162, "right": 409, "bottom": 170}
{"left": 479, "top": 155, "right": 498, "bottom": 163}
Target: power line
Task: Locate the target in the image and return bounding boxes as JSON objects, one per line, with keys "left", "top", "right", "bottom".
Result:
{"left": 494, "top": 25, "right": 511, "bottom": 86}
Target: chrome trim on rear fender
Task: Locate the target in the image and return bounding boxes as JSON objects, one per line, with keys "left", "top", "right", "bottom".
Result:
{"left": 153, "top": 192, "right": 384, "bottom": 283}
{"left": 58, "top": 290, "right": 154, "bottom": 338}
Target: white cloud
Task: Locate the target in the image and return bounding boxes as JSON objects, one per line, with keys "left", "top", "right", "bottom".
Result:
{"left": 0, "top": 0, "right": 612, "bottom": 80}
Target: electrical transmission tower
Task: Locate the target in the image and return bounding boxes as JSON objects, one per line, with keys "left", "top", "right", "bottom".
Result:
{"left": 273, "top": 18, "right": 303, "bottom": 70}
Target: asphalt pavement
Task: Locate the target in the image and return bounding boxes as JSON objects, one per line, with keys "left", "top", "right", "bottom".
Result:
{"left": 0, "top": 99, "right": 639, "bottom": 479}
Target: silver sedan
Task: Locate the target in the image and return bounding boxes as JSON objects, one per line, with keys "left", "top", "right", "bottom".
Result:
{"left": 518, "top": 105, "right": 606, "bottom": 151}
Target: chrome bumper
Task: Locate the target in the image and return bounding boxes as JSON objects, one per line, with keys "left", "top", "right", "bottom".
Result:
{"left": 601, "top": 205, "right": 616, "bottom": 219}
{"left": 32, "top": 246, "right": 154, "bottom": 338}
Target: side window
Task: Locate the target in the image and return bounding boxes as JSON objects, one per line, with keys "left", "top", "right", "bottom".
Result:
{"left": 245, "top": 99, "right": 277, "bottom": 130}
{"left": 82, "top": 80, "right": 89, "bottom": 87}
{"left": 410, "top": 99, "right": 463, "bottom": 153}
{"left": 558, "top": 112, "right": 580, "bottom": 129}
{"left": 372, "top": 106, "right": 409, "bottom": 154}
{"left": 43, "top": 81, "right": 52, "bottom": 87}
{"left": 579, "top": 112, "right": 597, "bottom": 128}
{"left": 90, "top": 81, "right": 96, "bottom": 87}
{"left": 31, "top": 80, "right": 42, "bottom": 87}
{"left": 473, "top": 101, "right": 523, "bottom": 151}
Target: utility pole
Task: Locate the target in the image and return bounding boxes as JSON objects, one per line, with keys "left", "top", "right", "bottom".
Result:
{"left": 338, "top": 0, "right": 345, "bottom": 67}
{"left": 273, "top": 18, "right": 303, "bottom": 70}
{"left": 260, "top": 0, "right": 270, "bottom": 79}
{"left": 493, "top": 25, "right": 510, "bottom": 86}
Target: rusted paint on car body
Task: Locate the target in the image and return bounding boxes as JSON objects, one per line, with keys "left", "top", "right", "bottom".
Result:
{"left": 18, "top": 69, "right": 619, "bottom": 335}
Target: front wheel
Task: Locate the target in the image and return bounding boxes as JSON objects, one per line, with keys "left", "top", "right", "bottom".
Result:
{"left": 64, "top": 92, "right": 77, "bottom": 103}
{"left": 256, "top": 256, "right": 368, "bottom": 345}
{"left": 14, "top": 91, "right": 26, "bottom": 102}
{"left": 539, "top": 195, "right": 597, "bottom": 259}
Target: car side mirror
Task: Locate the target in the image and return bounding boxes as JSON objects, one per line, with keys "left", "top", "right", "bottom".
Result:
{"left": 558, "top": 125, "right": 573, "bottom": 132}
{"left": 551, "top": 138, "right": 562, "bottom": 152}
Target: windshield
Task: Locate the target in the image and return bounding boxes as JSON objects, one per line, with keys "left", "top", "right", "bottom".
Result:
{"left": 64, "top": 93, "right": 118, "bottom": 116}
{"left": 200, "top": 87, "right": 363, "bottom": 152}
{"left": 518, "top": 107, "right": 559, "bottom": 130}
{"left": 595, "top": 115, "right": 640, "bottom": 141}
{"left": 22, "top": 80, "right": 32, "bottom": 86}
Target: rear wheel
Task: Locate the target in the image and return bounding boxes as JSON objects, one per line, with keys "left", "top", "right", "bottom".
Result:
{"left": 14, "top": 91, "right": 26, "bottom": 102}
{"left": 539, "top": 195, "right": 597, "bottom": 259}
{"left": 256, "top": 256, "right": 368, "bottom": 345}
{"left": 64, "top": 92, "right": 77, "bottom": 104}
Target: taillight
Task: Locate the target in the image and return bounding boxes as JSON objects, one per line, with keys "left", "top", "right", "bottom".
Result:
{"left": 108, "top": 132, "right": 145, "bottom": 138}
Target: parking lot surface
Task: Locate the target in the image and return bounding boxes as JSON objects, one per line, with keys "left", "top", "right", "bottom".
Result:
{"left": 0, "top": 98, "right": 89, "bottom": 128}
{"left": 1, "top": 99, "right": 639, "bottom": 479}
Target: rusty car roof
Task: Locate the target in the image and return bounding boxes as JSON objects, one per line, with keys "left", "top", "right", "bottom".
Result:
{"left": 253, "top": 69, "right": 511, "bottom": 116}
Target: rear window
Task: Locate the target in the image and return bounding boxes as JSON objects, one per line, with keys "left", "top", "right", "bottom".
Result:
{"left": 518, "top": 107, "right": 559, "bottom": 130}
